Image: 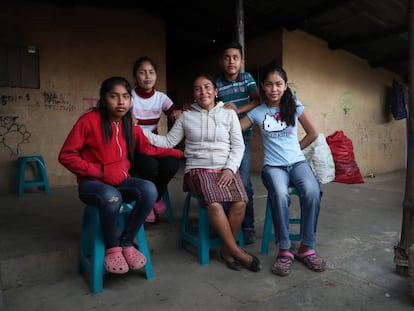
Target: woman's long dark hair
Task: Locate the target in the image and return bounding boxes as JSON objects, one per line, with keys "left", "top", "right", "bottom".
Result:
{"left": 96, "top": 76, "right": 135, "bottom": 163}
{"left": 261, "top": 66, "right": 297, "bottom": 126}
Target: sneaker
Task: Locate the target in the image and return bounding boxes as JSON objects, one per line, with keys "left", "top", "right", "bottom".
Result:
{"left": 153, "top": 200, "right": 167, "bottom": 215}
{"left": 145, "top": 208, "right": 156, "bottom": 223}
{"left": 243, "top": 228, "right": 256, "bottom": 245}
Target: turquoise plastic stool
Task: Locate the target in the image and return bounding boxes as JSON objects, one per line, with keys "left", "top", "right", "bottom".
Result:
{"left": 162, "top": 188, "right": 174, "bottom": 224}
{"left": 16, "top": 156, "right": 51, "bottom": 197}
{"left": 180, "top": 191, "right": 245, "bottom": 265}
{"left": 261, "top": 186, "right": 302, "bottom": 255}
{"left": 79, "top": 202, "right": 154, "bottom": 294}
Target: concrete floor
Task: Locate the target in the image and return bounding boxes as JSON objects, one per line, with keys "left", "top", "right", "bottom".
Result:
{"left": 0, "top": 168, "right": 412, "bottom": 311}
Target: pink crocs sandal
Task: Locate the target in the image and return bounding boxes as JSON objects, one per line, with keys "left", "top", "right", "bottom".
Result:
{"left": 104, "top": 247, "right": 129, "bottom": 274}
{"left": 153, "top": 200, "right": 167, "bottom": 215}
{"left": 294, "top": 249, "right": 326, "bottom": 272}
{"left": 271, "top": 250, "right": 294, "bottom": 277}
{"left": 122, "top": 246, "right": 147, "bottom": 270}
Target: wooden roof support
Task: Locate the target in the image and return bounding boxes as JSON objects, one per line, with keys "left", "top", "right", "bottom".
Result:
{"left": 236, "top": 0, "right": 245, "bottom": 73}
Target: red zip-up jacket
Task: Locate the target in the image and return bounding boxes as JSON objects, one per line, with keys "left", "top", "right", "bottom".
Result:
{"left": 58, "top": 110, "right": 182, "bottom": 186}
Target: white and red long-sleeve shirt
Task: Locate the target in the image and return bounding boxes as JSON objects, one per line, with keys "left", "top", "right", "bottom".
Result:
{"left": 131, "top": 88, "right": 176, "bottom": 133}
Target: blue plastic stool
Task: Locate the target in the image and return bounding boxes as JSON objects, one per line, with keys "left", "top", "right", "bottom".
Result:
{"left": 180, "top": 191, "right": 245, "bottom": 265}
{"left": 261, "top": 186, "right": 302, "bottom": 255}
{"left": 16, "top": 156, "right": 51, "bottom": 197}
{"left": 162, "top": 188, "right": 174, "bottom": 224}
{"left": 79, "top": 202, "right": 154, "bottom": 294}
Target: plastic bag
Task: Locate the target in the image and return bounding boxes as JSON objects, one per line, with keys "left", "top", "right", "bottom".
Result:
{"left": 302, "top": 133, "right": 335, "bottom": 184}
{"left": 326, "top": 130, "right": 364, "bottom": 184}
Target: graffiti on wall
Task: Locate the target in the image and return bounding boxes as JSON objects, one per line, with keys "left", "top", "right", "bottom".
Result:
{"left": 2, "top": 90, "right": 75, "bottom": 112}
{"left": 340, "top": 91, "right": 354, "bottom": 114}
{"left": 1, "top": 93, "right": 31, "bottom": 106}
{"left": 43, "top": 91, "right": 74, "bottom": 111}
{"left": 0, "top": 115, "right": 31, "bottom": 155}
{"left": 0, "top": 89, "right": 86, "bottom": 155}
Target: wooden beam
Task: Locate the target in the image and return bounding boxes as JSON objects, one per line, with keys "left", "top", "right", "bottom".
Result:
{"left": 236, "top": 0, "right": 245, "bottom": 73}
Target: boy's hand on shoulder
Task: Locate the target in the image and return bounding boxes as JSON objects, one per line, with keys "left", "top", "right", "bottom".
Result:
{"left": 170, "top": 109, "right": 182, "bottom": 121}
{"left": 181, "top": 103, "right": 194, "bottom": 112}
{"left": 224, "top": 102, "right": 237, "bottom": 112}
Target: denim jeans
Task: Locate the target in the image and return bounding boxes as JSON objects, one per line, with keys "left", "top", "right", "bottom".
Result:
{"left": 261, "top": 161, "right": 321, "bottom": 250}
{"left": 240, "top": 137, "right": 254, "bottom": 229}
{"left": 78, "top": 177, "right": 157, "bottom": 249}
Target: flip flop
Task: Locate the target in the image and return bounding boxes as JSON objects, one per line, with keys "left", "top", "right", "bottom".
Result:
{"left": 104, "top": 247, "right": 129, "bottom": 274}
{"left": 122, "top": 246, "right": 147, "bottom": 270}
{"left": 294, "top": 249, "right": 326, "bottom": 272}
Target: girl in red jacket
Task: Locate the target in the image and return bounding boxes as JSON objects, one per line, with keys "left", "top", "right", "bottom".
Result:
{"left": 59, "top": 76, "right": 182, "bottom": 274}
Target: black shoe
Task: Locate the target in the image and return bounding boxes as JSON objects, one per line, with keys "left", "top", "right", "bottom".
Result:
{"left": 239, "top": 247, "right": 262, "bottom": 272}
{"left": 243, "top": 228, "right": 256, "bottom": 245}
{"left": 219, "top": 252, "right": 243, "bottom": 271}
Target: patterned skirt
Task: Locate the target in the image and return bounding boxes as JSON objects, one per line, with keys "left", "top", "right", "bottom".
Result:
{"left": 183, "top": 168, "right": 248, "bottom": 207}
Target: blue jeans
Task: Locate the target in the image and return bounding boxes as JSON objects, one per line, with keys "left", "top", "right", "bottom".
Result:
{"left": 261, "top": 161, "right": 321, "bottom": 250}
{"left": 240, "top": 137, "right": 254, "bottom": 229}
{"left": 78, "top": 178, "right": 157, "bottom": 249}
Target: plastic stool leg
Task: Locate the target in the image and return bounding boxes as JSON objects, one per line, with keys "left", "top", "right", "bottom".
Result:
{"left": 179, "top": 193, "right": 192, "bottom": 249}
{"left": 79, "top": 210, "right": 90, "bottom": 274}
{"left": 16, "top": 158, "right": 25, "bottom": 197}
{"left": 36, "top": 158, "right": 51, "bottom": 193}
{"left": 236, "top": 228, "right": 245, "bottom": 247}
{"left": 162, "top": 189, "right": 174, "bottom": 224}
{"left": 261, "top": 198, "right": 274, "bottom": 255}
{"left": 198, "top": 206, "right": 210, "bottom": 265}
{"left": 89, "top": 208, "right": 105, "bottom": 294}
{"left": 137, "top": 226, "right": 154, "bottom": 280}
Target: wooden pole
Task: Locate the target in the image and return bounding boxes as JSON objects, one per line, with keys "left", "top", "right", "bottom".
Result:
{"left": 395, "top": 0, "right": 414, "bottom": 276}
{"left": 235, "top": 0, "right": 245, "bottom": 72}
